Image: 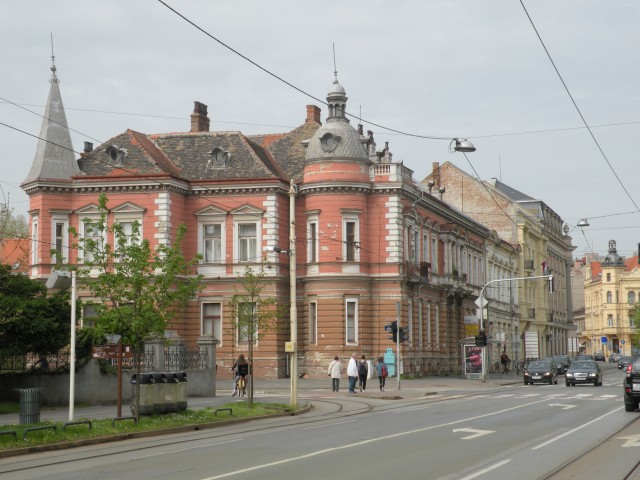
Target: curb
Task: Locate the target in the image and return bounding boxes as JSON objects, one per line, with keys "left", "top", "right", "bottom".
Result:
{"left": 0, "top": 402, "right": 312, "bottom": 459}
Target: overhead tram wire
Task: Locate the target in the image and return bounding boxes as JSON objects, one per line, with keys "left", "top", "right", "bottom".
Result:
{"left": 155, "top": 0, "right": 453, "bottom": 143}
{"left": 519, "top": 0, "right": 640, "bottom": 214}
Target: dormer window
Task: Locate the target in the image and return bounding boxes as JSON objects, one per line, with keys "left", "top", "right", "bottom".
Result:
{"left": 320, "top": 133, "right": 340, "bottom": 153}
{"left": 208, "top": 147, "right": 230, "bottom": 168}
{"left": 105, "top": 145, "right": 127, "bottom": 166}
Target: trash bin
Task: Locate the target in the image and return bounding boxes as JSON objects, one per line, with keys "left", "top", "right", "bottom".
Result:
{"left": 175, "top": 371, "right": 188, "bottom": 411}
{"left": 164, "top": 372, "right": 178, "bottom": 413}
{"left": 17, "top": 388, "right": 43, "bottom": 424}
{"left": 151, "top": 372, "right": 167, "bottom": 414}
{"left": 131, "top": 373, "right": 154, "bottom": 415}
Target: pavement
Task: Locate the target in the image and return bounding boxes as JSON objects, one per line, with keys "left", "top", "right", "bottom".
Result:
{"left": 0, "top": 371, "right": 520, "bottom": 426}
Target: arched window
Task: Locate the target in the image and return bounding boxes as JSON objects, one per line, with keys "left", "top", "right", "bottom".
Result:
{"left": 606, "top": 291, "right": 612, "bottom": 303}
{"left": 629, "top": 291, "right": 636, "bottom": 304}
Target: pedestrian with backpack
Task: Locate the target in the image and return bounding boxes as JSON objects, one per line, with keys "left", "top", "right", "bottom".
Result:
{"left": 376, "top": 356, "right": 388, "bottom": 391}
{"left": 357, "top": 355, "right": 368, "bottom": 392}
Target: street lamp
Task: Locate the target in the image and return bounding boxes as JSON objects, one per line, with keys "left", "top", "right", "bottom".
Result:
{"left": 265, "top": 181, "right": 298, "bottom": 408}
{"left": 451, "top": 138, "right": 476, "bottom": 153}
{"left": 46, "top": 270, "right": 76, "bottom": 421}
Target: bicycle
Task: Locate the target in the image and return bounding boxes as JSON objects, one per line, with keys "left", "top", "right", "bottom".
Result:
{"left": 234, "top": 375, "right": 247, "bottom": 397}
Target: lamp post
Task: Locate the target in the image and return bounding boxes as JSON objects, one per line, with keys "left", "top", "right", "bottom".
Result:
{"left": 266, "top": 180, "right": 298, "bottom": 408}
{"left": 46, "top": 270, "right": 76, "bottom": 421}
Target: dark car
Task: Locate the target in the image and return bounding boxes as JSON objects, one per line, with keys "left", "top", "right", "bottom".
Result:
{"left": 553, "top": 355, "right": 570, "bottom": 374}
{"left": 594, "top": 351, "right": 606, "bottom": 362}
{"left": 575, "top": 354, "right": 595, "bottom": 362}
{"left": 618, "top": 355, "right": 633, "bottom": 370}
{"left": 565, "top": 360, "right": 602, "bottom": 387}
{"left": 524, "top": 359, "right": 558, "bottom": 385}
{"left": 623, "top": 354, "right": 640, "bottom": 411}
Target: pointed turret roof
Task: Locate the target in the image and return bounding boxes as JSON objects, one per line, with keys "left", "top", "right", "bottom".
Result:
{"left": 22, "top": 60, "right": 81, "bottom": 186}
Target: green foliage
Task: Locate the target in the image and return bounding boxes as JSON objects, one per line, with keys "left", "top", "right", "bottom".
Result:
{"left": 0, "top": 204, "right": 28, "bottom": 238}
{"left": 0, "top": 264, "right": 71, "bottom": 355}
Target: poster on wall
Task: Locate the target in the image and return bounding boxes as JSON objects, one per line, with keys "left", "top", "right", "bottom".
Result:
{"left": 464, "top": 344, "right": 483, "bottom": 377}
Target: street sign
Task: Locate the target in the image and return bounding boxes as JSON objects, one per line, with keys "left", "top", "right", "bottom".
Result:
{"left": 474, "top": 296, "right": 488, "bottom": 309}
{"left": 622, "top": 340, "right": 626, "bottom": 344}
{"left": 601, "top": 336, "right": 608, "bottom": 343}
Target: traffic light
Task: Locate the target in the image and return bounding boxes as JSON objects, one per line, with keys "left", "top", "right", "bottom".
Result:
{"left": 476, "top": 330, "right": 487, "bottom": 347}
{"left": 385, "top": 321, "right": 398, "bottom": 342}
{"left": 548, "top": 274, "right": 554, "bottom": 293}
{"left": 482, "top": 331, "right": 488, "bottom": 346}
{"left": 399, "top": 327, "right": 408, "bottom": 343}
{"left": 475, "top": 335, "right": 482, "bottom": 347}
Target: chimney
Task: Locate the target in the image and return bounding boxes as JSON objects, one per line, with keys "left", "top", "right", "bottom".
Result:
{"left": 83, "top": 141, "right": 93, "bottom": 153}
{"left": 306, "top": 105, "right": 321, "bottom": 124}
{"left": 191, "top": 101, "right": 210, "bottom": 132}
{"left": 432, "top": 162, "right": 440, "bottom": 188}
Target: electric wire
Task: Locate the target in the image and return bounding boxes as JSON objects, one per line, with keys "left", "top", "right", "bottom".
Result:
{"left": 519, "top": 0, "right": 640, "bottom": 213}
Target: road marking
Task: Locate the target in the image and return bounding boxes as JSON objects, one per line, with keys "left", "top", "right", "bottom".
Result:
{"left": 393, "top": 405, "right": 433, "bottom": 413}
{"left": 600, "top": 394, "right": 617, "bottom": 398}
{"left": 532, "top": 406, "right": 622, "bottom": 450}
{"left": 303, "top": 420, "right": 357, "bottom": 430}
{"left": 617, "top": 434, "right": 640, "bottom": 447}
{"left": 171, "top": 439, "right": 243, "bottom": 453}
{"left": 548, "top": 403, "right": 576, "bottom": 410}
{"left": 458, "top": 459, "right": 511, "bottom": 480}
{"left": 492, "top": 394, "right": 515, "bottom": 398}
{"left": 452, "top": 428, "right": 494, "bottom": 439}
{"left": 200, "top": 398, "right": 550, "bottom": 479}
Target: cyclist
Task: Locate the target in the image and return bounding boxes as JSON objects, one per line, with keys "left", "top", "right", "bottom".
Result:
{"left": 231, "top": 354, "right": 249, "bottom": 397}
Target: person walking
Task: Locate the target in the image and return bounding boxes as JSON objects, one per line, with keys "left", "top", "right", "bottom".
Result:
{"left": 357, "top": 355, "right": 368, "bottom": 392}
{"left": 347, "top": 353, "right": 358, "bottom": 394}
{"left": 327, "top": 356, "right": 342, "bottom": 392}
{"left": 501, "top": 351, "right": 510, "bottom": 375}
{"left": 376, "top": 356, "right": 388, "bottom": 391}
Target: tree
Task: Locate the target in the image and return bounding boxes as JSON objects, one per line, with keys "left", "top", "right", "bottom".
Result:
{"left": 0, "top": 203, "right": 28, "bottom": 238}
{"left": 0, "top": 264, "right": 70, "bottom": 359}
{"left": 70, "top": 193, "right": 201, "bottom": 419}
{"left": 229, "top": 265, "right": 284, "bottom": 408}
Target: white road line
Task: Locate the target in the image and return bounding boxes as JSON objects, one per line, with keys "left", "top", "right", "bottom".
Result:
{"left": 532, "top": 406, "right": 623, "bottom": 450}
{"left": 303, "top": 420, "right": 357, "bottom": 430}
{"left": 458, "top": 459, "right": 511, "bottom": 480}
{"left": 200, "top": 399, "right": 550, "bottom": 480}
{"left": 393, "top": 405, "right": 433, "bottom": 413}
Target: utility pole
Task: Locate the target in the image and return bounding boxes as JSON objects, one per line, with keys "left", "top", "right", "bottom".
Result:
{"left": 396, "top": 301, "right": 401, "bottom": 390}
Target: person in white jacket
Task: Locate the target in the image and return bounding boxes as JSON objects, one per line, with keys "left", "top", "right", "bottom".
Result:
{"left": 347, "top": 353, "right": 359, "bottom": 394}
{"left": 327, "top": 356, "right": 342, "bottom": 392}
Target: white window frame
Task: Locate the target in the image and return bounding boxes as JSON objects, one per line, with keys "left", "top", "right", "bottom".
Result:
{"left": 80, "top": 216, "right": 104, "bottom": 264}
{"left": 341, "top": 211, "right": 360, "bottom": 262}
{"left": 431, "top": 238, "right": 438, "bottom": 274}
{"left": 435, "top": 304, "right": 440, "bottom": 347}
{"left": 309, "top": 300, "right": 318, "bottom": 345}
{"left": 307, "top": 217, "right": 319, "bottom": 263}
{"left": 202, "top": 224, "right": 224, "bottom": 263}
{"left": 31, "top": 214, "right": 39, "bottom": 265}
{"left": 112, "top": 202, "right": 145, "bottom": 250}
{"left": 426, "top": 302, "right": 432, "bottom": 346}
{"left": 196, "top": 207, "right": 227, "bottom": 264}
{"left": 202, "top": 301, "right": 223, "bottom": 343}
{"left": 50, "top": 211, "right": 70, "bottom": 264}
{"left": 345, "top": 298, "right": 358, "bottom": 345}
{"left": 407, "top": 298, "right": 413, "bottom": 345}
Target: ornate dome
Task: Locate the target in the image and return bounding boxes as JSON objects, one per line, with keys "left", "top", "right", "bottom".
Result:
{"left": 602, "top": 239, "right": 624, "bottom": 267}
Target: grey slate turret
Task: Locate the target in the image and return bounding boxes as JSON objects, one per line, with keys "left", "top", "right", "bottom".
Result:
{"left": 22, "top": 61, "right": 81, "bottom": 186}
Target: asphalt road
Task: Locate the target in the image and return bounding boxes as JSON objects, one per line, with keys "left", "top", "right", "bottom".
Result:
{"left": 2, "top": 364, "right": 640, "bottom": 480}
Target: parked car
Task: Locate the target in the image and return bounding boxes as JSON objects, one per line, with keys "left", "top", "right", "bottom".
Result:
{"left": 524, "top": 359, "right": 558, "bottom": 385}
{"left": 565, "top": 360, "right": 602, "bottom": 387}
{"left": 623, "top": 354, "right": 640, "bottom": 411}
{"left": 618, "top": 356, "right": 633, "bottom": 370}
{"left": 553, "top": 355, "right": 570, "bottom": 374}
{"left": 609, "top": 353, "right": 622, "bottom": 363}
{"left": 576, "top": 354, "right": 595, "bottom": 362}
{"left": 594, "top": 351, "right": 606, "bottom": 362}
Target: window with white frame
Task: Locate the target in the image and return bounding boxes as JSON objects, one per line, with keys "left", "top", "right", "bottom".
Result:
{"left": 431, "top": 238, "right": 438, "bottom": 273}
{"left": 407, "top": 299, "right": 413, "bottom": 344}
{"left": 195, "top": 206, "right": 227, "bottom": 264}
{"left": 629, "top": 291, "right": 636, "bottom": 304}
{"left": 307, "top": 216, "right": 319, "bottom": 263}
{"left": 202, "top": 302, "right": 222, "bottom": 341}
{"left": 435, "top": 304, "right": 440, "bottom": 346}
{"left": 345, "top": 298, "right": 358, "bottom": 344}
{"left": 423, "top": 233, "right": 429, "bottom": 263}
{"left": 237, "top": 302, "right": 257, "bottom": 343}
{"left": 607, "top": 314, "right": 613, "bottom": 327}
{"left": 31, "top": 215, "right": 38, "bottom": 265}
{"left": 50, "top": 212, "right": 70, "bottom": 264}
{"left": 309, "top": 301, "right": 317, "bottom": 344}
{"left": 112, "top": 203, "right": 144, "bottom": 251}
{"left": 342, "top": 211, "right": 360, "bottom": 262}
{"left": 426, "top": 303, "right": 432, "bottom": 346}
{"left": 81, "top": 218, "right": 103, "bottom": 263}
{"left": 606, "top": 291, "right": 612, "bottom": 303}
{"left": 237, "top": 223, "right": 258, "bottom": 262}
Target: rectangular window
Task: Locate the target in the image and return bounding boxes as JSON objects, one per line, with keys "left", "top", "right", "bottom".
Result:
{"left": 308, "top": 222, "right": 318, "bottom": 263}
{"left": 423, "top": 233, "right": 429, "bottom": 263}
{"left": 309, "top": 301, "right": 317, "bottom": 344}
{"left": 115, "top": 221, "right": 140, "bottom": 249}
{"left": 238, "top": 223, "right": 257, "bottom": 262}
{"left": 31, "top": 217, "right": 38, "bottom": 264}
{"left": 408, "top": 299, "right": 413, "bottom": 345}
{"left": 202, "top": 302, "right": 222, "bottom": 341}
{"left": 238, "top": 302, "right": 256, "bottom": 343}
{"left": 203, "top": 224, "right": 222, "bottom": 262}
{"left": 55, "top": 222, "right": 64, "bottom": 258}
{"left": 607, "top": 314, "right": 613, "bottom": 327}
{"left": 346, "top": 299, "right": 358, "bottom": 344}
{"left": 82, "top": 304, "right": 98, "bottom": 328}
{"left": 82, "top": 220, "right": 102, "bottom": 263}
{"left": 435, "top": 305, "right": 440, "bottom": 347}
{"left": 431, "top": 238, "right": 438, "bottom": 273}
{"left": 346, "top": 221, "right": 356, "bottom": 261}
{"left": 426, "top": 303, "right": 432, "bottom": 346}
{"left": 50, "top": 215, "right": 69, "bottom": 264}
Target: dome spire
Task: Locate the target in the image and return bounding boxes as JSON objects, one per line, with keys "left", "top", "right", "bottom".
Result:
{"left": 50, "top": 32, "right": 59, "bottom": 84}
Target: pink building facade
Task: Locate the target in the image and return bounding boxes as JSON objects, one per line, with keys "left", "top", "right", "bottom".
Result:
{"left": 23, "top": 64, "right": 490, "bottom": 378}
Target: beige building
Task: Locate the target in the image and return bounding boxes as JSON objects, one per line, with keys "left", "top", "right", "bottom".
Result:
{"left": 584, "top": 240, "right": 639, "bottom": 357}
{"left": 423, "top": 162, "right": 576, "bottom": 360}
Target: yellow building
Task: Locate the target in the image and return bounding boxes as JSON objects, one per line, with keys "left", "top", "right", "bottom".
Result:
{"left": 584, "top": 240, "right": 639, "bottom": 357}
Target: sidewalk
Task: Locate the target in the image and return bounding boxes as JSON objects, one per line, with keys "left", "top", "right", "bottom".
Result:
{"left": 0, "top": 372, "right": 520, "bottom": 426}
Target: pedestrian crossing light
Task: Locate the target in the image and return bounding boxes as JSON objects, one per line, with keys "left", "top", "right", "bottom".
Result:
{"left": 399, "top": 327, "right": 408, "bottom": 343}
{"left": 385, "top": 321, "right": 398, "bottom": 342}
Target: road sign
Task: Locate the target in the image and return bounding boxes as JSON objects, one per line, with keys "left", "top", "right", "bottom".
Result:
{"left": 601, "top": 336, "right": 608, "bottom": 343}
{"left": 474, "top": 296, "right": 488, "bottom": 309}
{"left": 622, "top": 340, "right": 626, "bottom": 344}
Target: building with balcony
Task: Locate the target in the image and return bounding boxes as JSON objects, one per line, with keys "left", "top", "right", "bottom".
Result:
{"left": 584, "top": 240, "right": 639, "bottom": 357}
{"left": 21, "top": 63, "right": 491, "bottom": 378}
{"left": 422, "top": 162, "right": 576, "bottom": 360}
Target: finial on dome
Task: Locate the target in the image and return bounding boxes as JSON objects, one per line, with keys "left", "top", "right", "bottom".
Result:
{"left": 333, "top": 43, "right": 338, "bottom": 84}
{"left": 50, "top": 32, "right": 59, "bottom": 83}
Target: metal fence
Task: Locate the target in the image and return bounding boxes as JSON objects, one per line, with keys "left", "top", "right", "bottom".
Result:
{"left": 164, "top": 347, "right": 208, "bottom": 370}
{"left": 0, "top": 353, "right": 70, "bottom": 374}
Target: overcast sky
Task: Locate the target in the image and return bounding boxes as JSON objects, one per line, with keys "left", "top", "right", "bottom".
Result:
{"left": 2, "top": 0, "right": 639, "bottom": 258}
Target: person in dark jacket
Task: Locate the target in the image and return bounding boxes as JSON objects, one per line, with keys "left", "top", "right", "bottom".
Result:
{"left": 357, "top": 355, "right": 368, "bottom": 391}
{"left": 376, "top": 356, "right": 388, "bottom": 392}
{"left": 231, "top": 354, "right": 249, "bottom": 396}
